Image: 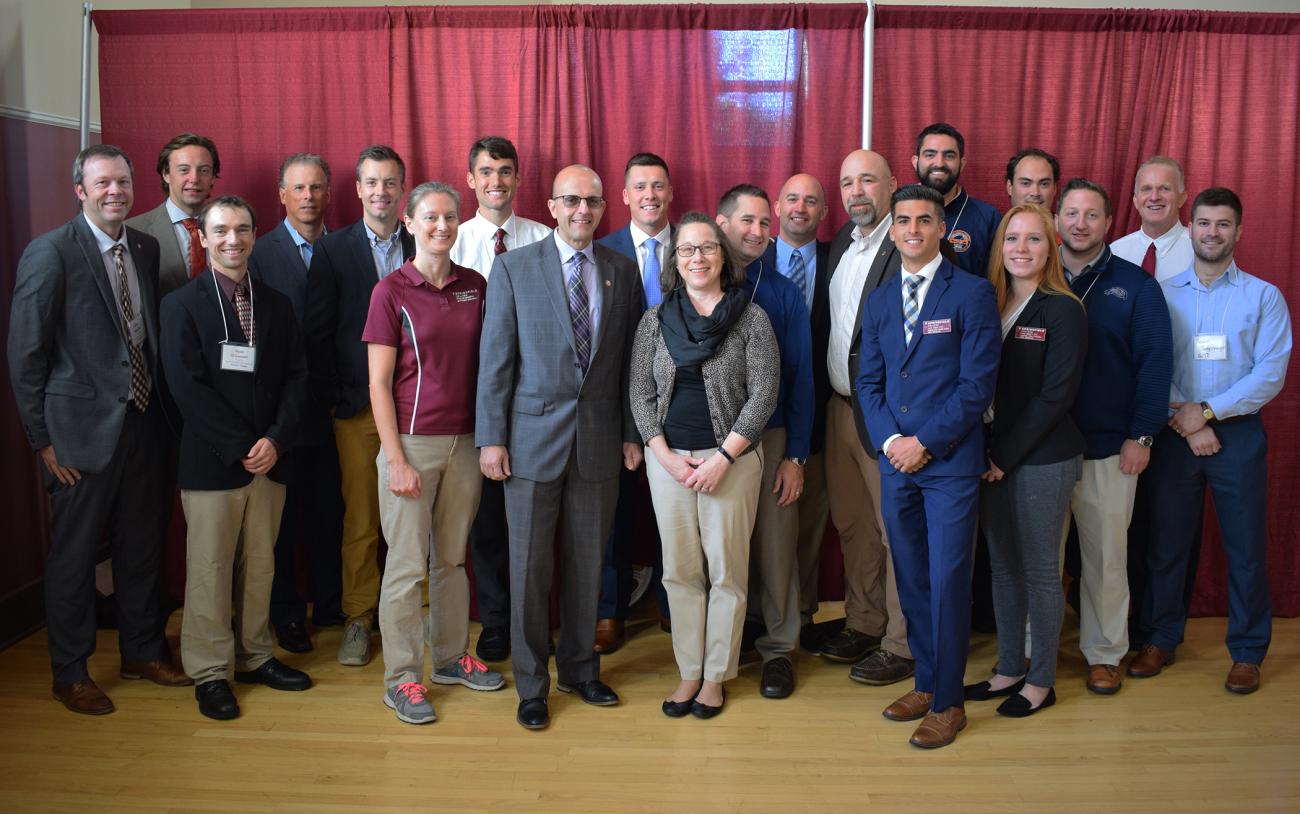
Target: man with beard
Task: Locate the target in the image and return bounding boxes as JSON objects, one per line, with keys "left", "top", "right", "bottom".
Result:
{"left": 912, "top": 123, "right": 999, "bottom": 276}
{"left": 1054, "top": 178, "right": 1171, "bottom": 695}
{"left": 1005, "top": 148, "right": 1060, "bottom": 211}
{"left": 1138, "top": 187, "right": 1291, "bottom": 695}
{"left": 1111, "top": 156, "right": 1194, "bottom": 283}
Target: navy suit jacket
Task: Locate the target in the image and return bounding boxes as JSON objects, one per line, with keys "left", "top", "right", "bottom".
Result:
{"left": 761, "top": 238, "right": 830, "bottom": 455}
{"left": 597, "top": 223, "right": 674, "bottom": 305}
{"left": 250, "top": 221, "right": 311, "bottom": 322}
{"left": 855, "top": 257, "right": 1000, "bottom": 477}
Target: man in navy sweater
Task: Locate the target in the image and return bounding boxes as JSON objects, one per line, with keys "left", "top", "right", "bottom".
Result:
{"left": 716, "top": 184, "right": 814, "bottom": 700}
{"left": 912, "top": 123, "right": 1000, "bottom": 276}
{"left": 1055, "top": 179, "right": 1172, "bottom": 695}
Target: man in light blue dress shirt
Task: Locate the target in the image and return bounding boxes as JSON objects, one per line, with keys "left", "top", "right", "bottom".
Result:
{"left": 1136, "top": 187, "right": 1292, "bottom": 695}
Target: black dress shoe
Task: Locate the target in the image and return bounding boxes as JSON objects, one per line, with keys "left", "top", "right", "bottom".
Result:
{"left": 760, "top": 657, "right": 795, "bottom": 699}
{"left": 234, "top": 657, "right": 312, "bottom": 691}
{"left": 964, "top": 676, "right": 1026, "bottom": 701}
{"left": 196, "top": 679, "right": 240, "bottom": 720}
{"left": 996, "top": 687, "right": 1056, "bottom": 718}
{"left": 274, "top": 621, "right": 313, "bottom": 654}
{"left": 517, "top": 697, "right": 549, "bottom": 730}
{"left": 476, "top": 626, "right": 510, "bottom": 662}
{"left": 311, "top": 610, "right": 348, "bottom": 628}
{"left": 662, "top": 696, "right": 695, "bottom": 718}
{"left": 690, "top": 687, "right": 726, "bottom": 719}
{"left": 557, "top": 678, "right": 620, "bottom": 706}
{"left": 799, "top": 618, "right": 846, "bottom": 655}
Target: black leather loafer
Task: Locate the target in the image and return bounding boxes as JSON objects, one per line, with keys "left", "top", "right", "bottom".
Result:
{"left": 760, "top": 657, "right": 795, "bottom": 699}
{"left": 274, "top": 621, "right": 313, "bottom": 654}
{"left": 517, "top": 697, "right": 549, "bottom": 730}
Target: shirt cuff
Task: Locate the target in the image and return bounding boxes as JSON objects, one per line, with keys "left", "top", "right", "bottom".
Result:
{"left": 881, "top": 433, "right": 902, "bottom": 456}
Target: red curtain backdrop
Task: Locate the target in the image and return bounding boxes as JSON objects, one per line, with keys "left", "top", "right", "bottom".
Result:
{"left": 84, "top": 5, "right": 1298, "bottom": 616}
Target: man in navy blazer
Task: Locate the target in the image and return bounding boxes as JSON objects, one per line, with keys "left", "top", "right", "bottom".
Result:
{"left": 249, "top": 153, "right": 345, "bottom": 653}
{"left": 303, "top": 145, "right": 414, "bottom": 668}
{"left": 855, "top": 184, "right": 1000, "bottom": 749}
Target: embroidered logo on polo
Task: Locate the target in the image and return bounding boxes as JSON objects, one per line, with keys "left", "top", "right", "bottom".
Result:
{"left": 948, "top": 231, "right": 972, "bottom": 253}
{"left": 1104, "top": 287, "right": 1128, "bottom": 301}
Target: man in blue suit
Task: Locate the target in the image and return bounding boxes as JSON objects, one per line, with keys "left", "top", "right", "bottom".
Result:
{"left": 855, "top": 184, "right": 1000, "bottom": 748}
{"left": 591, "top": 152, "right": 675, "bottom": 653}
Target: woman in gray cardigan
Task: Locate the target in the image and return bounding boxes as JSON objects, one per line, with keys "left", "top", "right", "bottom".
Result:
{"left": 629, "top": 212, "right": 778, "bottom": 719}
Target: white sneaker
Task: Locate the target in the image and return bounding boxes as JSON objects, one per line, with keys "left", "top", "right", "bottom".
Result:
{"left": 337, "top": 619, "right": 372, "bottom": 666}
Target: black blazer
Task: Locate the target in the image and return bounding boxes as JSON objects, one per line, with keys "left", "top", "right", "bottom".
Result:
{"left": 829, "top": 221, "right": 961, "bottom": 458}
{"left": 302, "top": 220, "right": 414, "bottom": 418}
{"left": 160, "top": 272, "right": 308, "bottom": 490}
{"left": 986, "top": 290, "right": 1088, "bottom": 472}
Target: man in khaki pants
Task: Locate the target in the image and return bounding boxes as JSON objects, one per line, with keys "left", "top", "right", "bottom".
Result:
{"left": 161, "top": 195, "right": 313, "bottom": 720}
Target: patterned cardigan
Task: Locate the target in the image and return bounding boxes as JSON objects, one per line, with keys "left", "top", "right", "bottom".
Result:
{"left": 628, "top": 302, "right": 779, "bottom": 449}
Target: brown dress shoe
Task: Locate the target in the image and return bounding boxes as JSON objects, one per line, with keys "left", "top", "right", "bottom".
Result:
{"left": 592, "top": 619, "right": 625, "bottom": 654}
{"left": 910, "top": 706, "right": 967, "bottom": 749}
{"left": 53, "top": 679, "right": 115, "bottom": 715}
{"left": 882, "top": 689, "right": 933, "bottom": 722}
{"left": 1086, "top": 664, "right": 1122, "bottom": 695}
{"left": 1225, "top": 662, "right": 1261, "bottom": 695}
{"left": 1127, "top": 644, "right": 1175, "bottom": 678}
{"left": 122, "top": 659, "right": 194, "bottom": 687}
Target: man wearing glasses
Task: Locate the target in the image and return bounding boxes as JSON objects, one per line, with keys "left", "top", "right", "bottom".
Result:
{"left": 476, "top": 165, "right": 645, "bottom": 730}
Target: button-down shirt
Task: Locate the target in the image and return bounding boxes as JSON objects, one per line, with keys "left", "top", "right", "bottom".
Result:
{"left": 284, "top": 217, "right": 321, "bottom": 268}
{"left": 450, "top": 210, "right": 552, "bottom": 278}
{"left": 1112, "top": 222, "right": 1195, "bottom": 283}
{"left": 1161, "top": 261, "right": 1292, "bottom": 419}
{"left": 84, "top": 213, "right": 145, "bottom": 349}
{"left": 775, "top": 237, "right": 817, "bottom": 313}
{"left": 553, "top": 232, "right": 602, "bottom": 347}
{"left": 165, "top": 197, "right": 196, "bottom": 262}
{"left": 828, "top": 215, "right": 891, "bottom": 396}
{"left": 364, "top": 221, "right": 404, "bottom": 281}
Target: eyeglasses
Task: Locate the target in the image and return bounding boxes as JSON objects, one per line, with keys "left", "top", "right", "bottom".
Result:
{"left": 551, "top": 195, "right": 606, "bottom": 209}
{"left": 674, "top": 241, "right": 721, "bottom": 259}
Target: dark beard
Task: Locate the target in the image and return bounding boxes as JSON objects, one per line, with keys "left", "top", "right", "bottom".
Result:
{"left": 919, "top": 169, "right": 958, "bottom": 197}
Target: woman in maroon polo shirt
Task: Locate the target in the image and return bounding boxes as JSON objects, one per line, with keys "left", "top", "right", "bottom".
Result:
{"left": 363, "top": 181, "right": 504, "bottom": 725}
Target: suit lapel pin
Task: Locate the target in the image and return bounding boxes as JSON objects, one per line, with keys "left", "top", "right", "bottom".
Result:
{"left": 604, "top": 279, "right": 611, "bottom": 287}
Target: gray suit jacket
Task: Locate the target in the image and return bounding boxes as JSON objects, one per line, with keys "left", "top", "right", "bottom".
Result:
{"left": 475, "top": 235, "right": 643, "bottom": 483}
{"left": 8, "top": 215, "right": 162, "bottom": 473}
{"left": 127, "top": 201, "right": 190, "bottom": 295}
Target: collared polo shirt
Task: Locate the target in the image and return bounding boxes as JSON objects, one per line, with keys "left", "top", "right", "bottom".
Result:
{"left": 362, "top": 260, "right": 486, "bottom": 436}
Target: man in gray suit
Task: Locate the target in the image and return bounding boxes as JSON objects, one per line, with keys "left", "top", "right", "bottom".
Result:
{"left": 126, "top": 132, "right": 221, "bottom": 295}
{"left": 8, "top": 144, "right": 190, "bottom": 715}
{"left": 476, "top": 164, "right": 645, "bottom": 730}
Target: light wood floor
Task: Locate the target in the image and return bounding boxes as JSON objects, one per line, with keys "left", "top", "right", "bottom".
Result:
{"left": 0, "top": 605, "right": 1296, "bottom": 813}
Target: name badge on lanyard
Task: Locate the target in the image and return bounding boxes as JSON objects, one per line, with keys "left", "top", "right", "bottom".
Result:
{"left": 220, "top": 341, "right": 257, "bottom": 372}
{"left": 1194, "top": 334, "right": 1227, "bottom": 361}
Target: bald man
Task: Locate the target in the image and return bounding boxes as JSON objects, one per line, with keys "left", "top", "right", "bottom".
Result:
{"left": 476, "top": 165, "right": 645, "bottom": 730}
{"left": 818, "top": 150, "right": 917, "bottom": 688}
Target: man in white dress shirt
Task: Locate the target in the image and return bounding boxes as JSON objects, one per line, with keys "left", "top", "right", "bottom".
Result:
{"left": 1111, "top": 155, "right": 1194, "bottom": 282}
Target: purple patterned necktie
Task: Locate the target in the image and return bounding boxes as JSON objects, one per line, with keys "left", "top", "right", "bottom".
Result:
{"left": 567, "top": 253, "right": 592, "bottom": 372}
{"left": 111, "top": 245, "right": 150, "bottom": 410}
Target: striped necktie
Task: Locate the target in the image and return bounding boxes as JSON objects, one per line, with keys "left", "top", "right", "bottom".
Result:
{"left": 903, "top": 273, "right": 923, "bottom": 346}
{"left": 567, "top": 253, "right": 592, "bottom": 371}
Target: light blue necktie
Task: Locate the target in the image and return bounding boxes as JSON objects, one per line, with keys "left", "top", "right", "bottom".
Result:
{"left": 788, "top": 248, "right": 808, "bottom": 305}
{"left": 642, "top": 238, "right": 661, "bottom": 307}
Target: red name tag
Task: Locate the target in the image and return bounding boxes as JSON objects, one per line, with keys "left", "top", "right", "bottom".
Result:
{"left": 922, "top": 319, "right": 952, "bottom": 335}
{"left": 1015, "top": 326, "right": 1047, "bottom": 341}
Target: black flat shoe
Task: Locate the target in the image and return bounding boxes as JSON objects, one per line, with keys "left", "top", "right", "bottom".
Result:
{"left": 517, "top": 697, "right": 549, "bottom": 730}
{"left": 557, "top": 679, "right": 619, "bottom": 706}
{"left": 997, "top": 687, "right": 1056, "bottom": 718}
{"left": 196, "top": 679, "right": 239, "bottom": 721}
{"left": 690, "top": 687, "right": 726, "bottom": 719}
{"left": 662, "top": 696, "right": 695, "bottom": 718}
{"left": 274, "top": 621, "right": 313, "bottom": 654}
{"left": 964, "top": 676, "right": 1026, "bottom": 701}
{"left": 234, "top": 657, "right": 312, "bottom": 691}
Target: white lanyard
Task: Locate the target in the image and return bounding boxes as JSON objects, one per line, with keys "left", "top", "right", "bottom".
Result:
{"left": 947, "top": 191, "right": 970, "bottom": 238}
{"left": 212, "top": 268, "right": 256, "bottom": 346}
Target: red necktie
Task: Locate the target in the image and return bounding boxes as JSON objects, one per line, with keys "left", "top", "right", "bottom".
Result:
{"left": 494, "top": 228, "right": 508, "bottom": 256}
{"left": 181, "top": 217, "right": 205, "bottom": 278}
{"left": 1141, "top": 242, "right": 1157, "bottom": 276}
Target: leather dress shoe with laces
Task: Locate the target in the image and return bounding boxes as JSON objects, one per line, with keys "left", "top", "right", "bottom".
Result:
{"left": 1086, "top": 664, "right": 1122, "bottom": 695}
{"left": 882, "top": 690, "right": 933, "bottom": 722}
{"left": 850, "top": 649, "right": 915, "bottom": 685}
{"left": 121, "top": 658, "right": 193, "bottom": 687}
{"left": 196, "top": 680, "right": 240, "bottom": 720}
{"left": 1127, "top": 644, "right": 1175, "bottom": 678}
{"left": 760, "top": 657, "right": 795, "bottom": 699}
{"left": 799, "top": 618, "right": 845, "bottom": 655}
{"left": 1225, "top": 662, "right": 1261, "bottom": 694}
{"left": 517, "top": 697, "right": 549, "bottom": 730}
{"left": 274, "top": 621, "right": 313, "bottom": 654}
{"left": 557, "top": 678, "right": 619, "bottom": 706}
{"left": 54, "top": 679, "right": 115, "bottom": 715}
{"left": 234, "top": 657, "right": 312, "bottom": 691}
{"left": 820, "top": 628, "right": 881, "bottom": 663}
{"left": 593, "top": 619, "right": 625, "bottom": 654}
{"left": 476, "top": 625, "right": 510, "bottom": 662}
{"left": 910, "top": 706, "right": 966, "bottom": 749}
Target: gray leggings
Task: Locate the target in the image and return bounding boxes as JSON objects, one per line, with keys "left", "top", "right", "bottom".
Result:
{"left": 980, "top": 456, "right": 1081, "bottom": 687}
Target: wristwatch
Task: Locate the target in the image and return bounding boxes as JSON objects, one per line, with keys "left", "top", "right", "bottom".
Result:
{"left": 1201, "top": 401, "right": 1217, "bottom": 422}
{"left": 1136, "top": 435, "right": 1154, "bottom": 448}
{"left": 785, "top": 457, "right": 807, "bottom": 467}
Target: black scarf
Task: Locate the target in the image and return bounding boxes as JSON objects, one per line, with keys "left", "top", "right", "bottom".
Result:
{"left": 657, "top": 285, "right": 746, "bottom": 370}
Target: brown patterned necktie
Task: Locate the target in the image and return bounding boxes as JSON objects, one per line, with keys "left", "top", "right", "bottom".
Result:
{"left": 233, "top": 280, "right": 255, "bottom": 344}
{"left": 181, "top": 217, "right": 205, "bottom": 278}
{"left": 110, "top": 245, "right": 150, "bottom": 410}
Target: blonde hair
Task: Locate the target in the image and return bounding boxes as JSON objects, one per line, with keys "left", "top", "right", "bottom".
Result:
{"left": 987, "top": 204, "right": 1078, "bottom": 313}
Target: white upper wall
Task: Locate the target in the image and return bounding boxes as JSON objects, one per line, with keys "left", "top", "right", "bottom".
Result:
{"left": 2, "top": 0, "right": 1297, "bottom": 127}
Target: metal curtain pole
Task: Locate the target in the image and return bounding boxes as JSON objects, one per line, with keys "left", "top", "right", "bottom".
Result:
{"left": 80, "top": 2, "right": 93, "bottom": 149}
{"left": 862, "top": 0, "right": 875, "bottom": 149}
